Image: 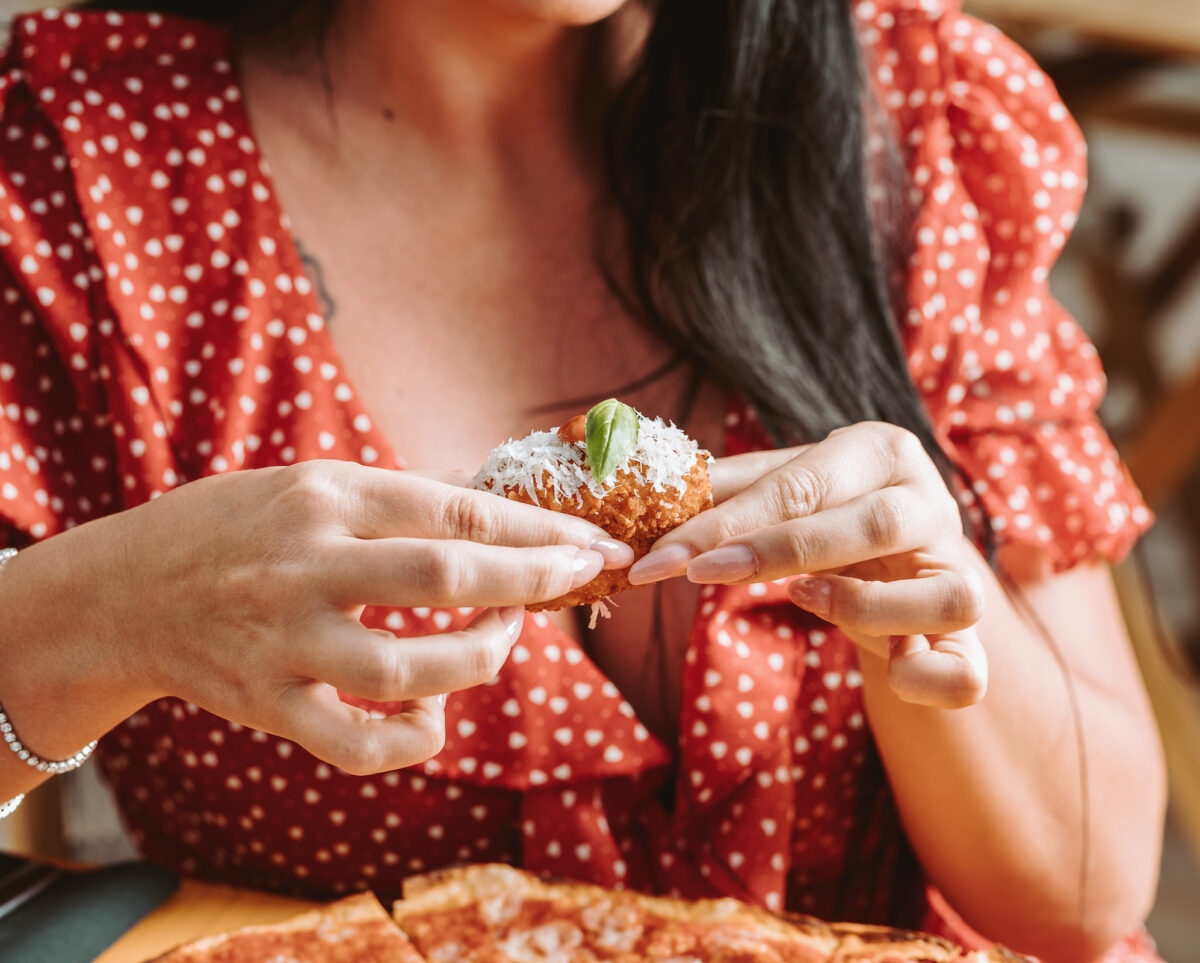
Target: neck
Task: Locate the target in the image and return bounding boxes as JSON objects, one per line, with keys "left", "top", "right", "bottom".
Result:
{"left": 310, "top": 1, "right": 643, "bottom": 164}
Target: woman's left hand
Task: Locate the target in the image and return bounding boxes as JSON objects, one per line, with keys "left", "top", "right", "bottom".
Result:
{"left": 628, "top": 421, "right": 988, "bottom": 709}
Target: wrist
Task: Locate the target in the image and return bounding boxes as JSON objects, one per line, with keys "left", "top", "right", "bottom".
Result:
{"left": 0, "top": 519, "right": 158, "bottom": 758}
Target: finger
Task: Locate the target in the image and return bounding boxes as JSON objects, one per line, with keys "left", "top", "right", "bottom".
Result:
{"left": 298, "top": 606, "right": 525, "bottom": 704}
{"left": 403, "top": 468, "right": 476, "bottom": 488}
{"left": 629, "top": 425, "right": 917, "bottom": 583}
{"left": 324, "top": 539, "right": 604, "bottom": 608}
{"left": 280, "top": 685, "right": 447, "bottom": 775}
{"left": 885, "top": 630, "right": 989, "bottom": 709}
{"left": 280, "top": 462, "right": 633, "bottom": 566}
{"left": 785, "top": 569, "right": 985, "bottom": 637}
{"left": 373, "top": 475, "right": 634, "bottom": 566}
{"left": 680, "top": 486, "right": 942, "bottom": 584}
{"left": 707, "top": 447, "right": 810, "bottom": 504}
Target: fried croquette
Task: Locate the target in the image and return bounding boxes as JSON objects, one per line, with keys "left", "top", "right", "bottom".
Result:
{"left": 473, "top": 408, "right": 713, "bottom": 614}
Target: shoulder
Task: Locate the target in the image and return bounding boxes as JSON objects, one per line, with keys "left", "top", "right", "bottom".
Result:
{"left": 0, "top": 7, "right": 274, "bottom": 298}
{"left": 1, "top": 9, "right": 243, "bottom": 176}
{"left": 0, "top": 8, "right": 249, "bottom": 213}
{"left": 3, "top": 8, "right": 230, "bottom": 89}
{"left": 0, "top": 9, "right": 287, "bottom": 479}
{"left": 0, "top": 7, "right": 247, "bottom": 316}
{"left": 849, "top": 3, "right": 1151, "bottom": 567}
{"left": 853, "top": 0, "right": 1082, "bottom": 161}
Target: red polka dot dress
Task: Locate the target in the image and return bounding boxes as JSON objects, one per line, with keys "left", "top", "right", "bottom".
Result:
{"left": 0, "top": 4, "right": 1157, "bottom": 958}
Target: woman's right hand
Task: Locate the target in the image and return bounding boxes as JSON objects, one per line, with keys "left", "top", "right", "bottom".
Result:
{"left": 0, "top": 461, "right": 631, "bottom": 777}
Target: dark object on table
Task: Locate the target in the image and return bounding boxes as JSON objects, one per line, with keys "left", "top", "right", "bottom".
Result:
{"left": 0, "top": 854, "right": 178, "bottom": 963}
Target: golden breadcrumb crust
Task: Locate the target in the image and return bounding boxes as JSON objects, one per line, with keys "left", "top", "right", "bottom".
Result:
{"left": 495, "top": 454, "right": 712, "bottom": 610}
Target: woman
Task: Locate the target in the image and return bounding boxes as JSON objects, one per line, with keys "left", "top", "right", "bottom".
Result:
{"left": 0, "top": 1, "right": 1165, "bottom": 959}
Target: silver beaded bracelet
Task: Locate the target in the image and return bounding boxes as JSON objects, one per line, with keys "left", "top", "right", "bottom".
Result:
{"left": 0, "top": 547, "right": 99, "bottom": 820}
{"left": 1, "top": 701, "right": 98, "bottom": 774}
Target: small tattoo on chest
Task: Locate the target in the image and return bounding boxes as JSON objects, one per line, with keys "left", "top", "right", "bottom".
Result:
{"left": 293, "top": 235, "right": 336, "bottom": 323}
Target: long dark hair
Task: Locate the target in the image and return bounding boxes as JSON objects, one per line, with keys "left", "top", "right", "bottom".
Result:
{"left": 75, "top": 0, "right": 979, "bottom": 544}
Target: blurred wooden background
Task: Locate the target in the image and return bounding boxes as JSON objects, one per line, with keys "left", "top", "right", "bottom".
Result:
{"left": 964, "top": 0, "right": 1200, "bottom": 955}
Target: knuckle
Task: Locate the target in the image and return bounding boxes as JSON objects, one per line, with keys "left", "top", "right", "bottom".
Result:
{"left": 781, "top": 526, "right": 818, "bottom": 572}
{"left": 707, "top": 514, "right": 743, "bottom": 547}
{"left": 862, "top": 489, "right": 910, "bottom": 553}
{"left": 276, "top": 461, "right": 342, "bottom": 521}
{"left": 368, "top": 642, "right": 411, "bottom": 701}
{"left": 463, "top": 631, "right": 511, "bottom": 685}
{"left": 951, "top": 658, "right": 989, "bottom": 707}
{"left": 315, "top": 726, "right": 383, "bottom": 777}
{"left": 338, "top": 734, "right": 387, "bottom": 777}
{"left": 774, "top": 466, "right": 825, "bottom": 519}
{"left": 867, "top": 419, "right": 906, "bottom": 445}
{"left": 444, "top": 490, "right": 499, "bottom": 544}
{"left": 414, "top": 543, "right": 465, "bottom": 605}
{"left": 896, "top": 430, "right": 926, "bottom": 464}
{"left": 943, "top": 571, "right": 985, "bottom": 626}
{"left": 872, "top": 422, "right": 925, "bottom": 465}
{"left": 282, "top": 460, "right": 333, "bottom": 498}
{"left": 524, "top": 554, "right": 569, "bottom": 603}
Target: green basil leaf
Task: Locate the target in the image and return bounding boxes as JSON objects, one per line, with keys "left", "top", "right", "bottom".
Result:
{"left": 585, "top": 399, "right": 639, "bottom": 484}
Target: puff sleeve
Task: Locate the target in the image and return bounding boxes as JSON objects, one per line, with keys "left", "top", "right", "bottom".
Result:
{"left": 861, "top": 0, "right": 1151, "bottom": 571}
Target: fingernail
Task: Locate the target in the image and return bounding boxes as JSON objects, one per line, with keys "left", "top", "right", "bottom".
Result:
{"left": 589, "top": 537, "right": 634, "bottom": 569}
{"left": 687, "top": 545, "right": 757, "bottom": 583}
{"left": 437, "top": 693, "right": 448, "bottom": 708}
{"left": 498, "top": 605, "right": 525, "bottom": 640}
{"left": 628, "top": 543, "right": 694, "bottom": 584}
{"left": 570, "top": 550, "right": 605, "bottom": 588}
{"left": 789, "top": 577, "right": 831, "bottom": 618}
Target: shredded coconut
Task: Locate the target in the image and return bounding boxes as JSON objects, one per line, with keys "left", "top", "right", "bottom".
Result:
{"left": 586, "top": 598, "right": 614, "bottom": 630}
{"left": 473, "top": 414, "right": 710, "bottom": 504}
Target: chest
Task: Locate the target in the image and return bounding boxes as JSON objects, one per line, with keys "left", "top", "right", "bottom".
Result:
{"left": 258, "top": 151, "right": 725, "bottom": 744}
{"left": 311, "top": 204, "right": 685, "bottom": 467}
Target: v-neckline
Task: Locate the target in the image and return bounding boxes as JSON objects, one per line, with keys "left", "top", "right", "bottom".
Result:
{"left": 225, "top": 38, "right": 407, "bottom": 475}
{"left": 225, "top": 31, "right": 733, "bottom": 481}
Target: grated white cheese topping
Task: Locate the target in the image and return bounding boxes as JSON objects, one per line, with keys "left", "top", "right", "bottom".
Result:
{"left": 587, "top": 598, "right": 614, "bottom": 629}
{"left": 473, "top": 415, "right": 709, "bottom": 505}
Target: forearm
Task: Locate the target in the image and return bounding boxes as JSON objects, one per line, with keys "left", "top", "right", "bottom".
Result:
{"left": 861, "top": 551, "right": 1165, "bottom": 961}
{"left": 0, "top": 518, "right": 157, "bottom": 803}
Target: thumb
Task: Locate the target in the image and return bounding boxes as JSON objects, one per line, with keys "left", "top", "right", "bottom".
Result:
{"left": 883, "top": 629, "right": 989, "bottom": 709}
